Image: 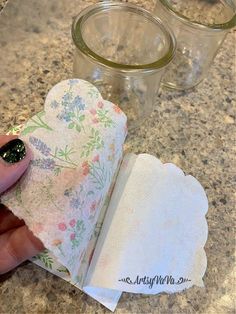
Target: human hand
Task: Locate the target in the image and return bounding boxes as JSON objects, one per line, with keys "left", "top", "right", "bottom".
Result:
{"left": 0, "top": 135, "right": 44, "bottom": 274}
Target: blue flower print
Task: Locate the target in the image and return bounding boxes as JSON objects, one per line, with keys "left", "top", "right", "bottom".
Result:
{"left": 50, "top": 100, "right": 59, "bottom": 109}
{"left": 57, "top": 92, "right": 86, "bottom": 132}
{"left": 68, "top": 79, "right": 79, "bottom": 87}
{"left": 64, "top": 188, "right": 84, "bottom": 210}
{"left": 62, "top": 93, "right": 71, "bottom": 103}
{"left": 71, "top": 96, "right": 85, "bottom": 110}
{"left": 70, "top": 197, "right": 81, "bottom": 209}
{"left": 57, "top": 110, "right": 71, "bottom": 122}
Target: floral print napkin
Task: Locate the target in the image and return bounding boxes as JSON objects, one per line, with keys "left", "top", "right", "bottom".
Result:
{"left": 2, "top": 79, "right": 127, "bottom": 284}
{"left": 3, "top": 79, "right": 208, "bottom": 312}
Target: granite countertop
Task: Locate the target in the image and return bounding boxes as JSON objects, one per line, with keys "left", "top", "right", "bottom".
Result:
{"left": 0, "top": 0, "right": 235, "bottom": 313}
{"left": 0, "top": 0, "right": 7, "bottom": 11}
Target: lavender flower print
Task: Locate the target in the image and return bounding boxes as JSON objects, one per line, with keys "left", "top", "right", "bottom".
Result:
{"left": 32, "top": 158, "right": 56, "bottom": 170}
{"left": 64, "top": 187, "right": 84, "bottom": 210}
{"left": 29, "top": 138, "right": 78, "bottom": 173}
{"left": 29, "top": 136, "right": 51, "bottom": 156}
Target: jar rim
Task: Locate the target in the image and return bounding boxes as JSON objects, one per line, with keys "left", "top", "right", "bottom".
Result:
{"left": 72, "top": 2, "right": 176, "bottom": 73}
{"left": 159, "top": 0, "right": 236, "bottom": 30}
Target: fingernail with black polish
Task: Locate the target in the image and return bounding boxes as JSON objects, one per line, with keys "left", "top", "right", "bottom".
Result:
{"left": 0, "top": 139, "right": 26, "bottom": 163}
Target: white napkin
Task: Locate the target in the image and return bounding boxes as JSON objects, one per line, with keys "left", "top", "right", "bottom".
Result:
{"left": 84, "top": 154, "right": 208, "bottom": 295}
{"left": 3, "top": 80, "right": 208, "bottom": 311}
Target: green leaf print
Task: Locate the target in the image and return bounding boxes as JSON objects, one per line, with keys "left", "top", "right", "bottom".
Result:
{"left": 76, "top": 124, "right": 81, "bottom": 132}
{"left": 80, "top": 128, "right": 104, "bottom": 158}
{"left": 14, "top": 184, "right": 31, "bottom": 215}
{"left": 89, "top": 160, "right": 107, "bottom": 190}
{"left": 57, "top": 145, "right": 76, "bottom": 162}
{"left": 37, "top": 111, "right": 46, "bottom": 118}
{"left": 21, "top": 111, "right": 53, "bottom": 135}
{"left": 56, "top": 267, "right": 70, "bottom": 275}
{"left": 39, "top": 177, "right": 64, "bottom": 211}
{"left": 54, "top": 167, "right": 62, "bottom": 175}
{"left": 97, "top": 109, "right": 114, "bottom": 128}
{"left": 8, "top": 125, "right": 24, "bottom": 135}
{"left": 76, "top": 220, "right": 84, "bottom": 230}
{"left": 87, "top": 87, "right": 100, "bottom": 99}
{"left": 35, "top": 250, "right": 54, "bottom": 269}
{"left": 21, "top": 125, "right": 40, "bottom": 135}
{"left": 50, "top": 145, "right": 78, "bottom": 171}
{"left": 79, "top": 115, "right": 85, "bottom": 122}
{"left": 70, "top": 220, "right": 86, "bottom": 249}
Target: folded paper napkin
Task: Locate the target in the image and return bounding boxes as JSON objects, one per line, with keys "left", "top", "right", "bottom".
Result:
{"left": 2, "top": 79, "right": 208, "bottom": 311}
{"left": 3, "top": 79, "right": 127, "bottom": 280}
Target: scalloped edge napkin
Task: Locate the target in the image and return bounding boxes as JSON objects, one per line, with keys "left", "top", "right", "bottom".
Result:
{"left": 3, "top": 79, "right": 208, "bottom": 312}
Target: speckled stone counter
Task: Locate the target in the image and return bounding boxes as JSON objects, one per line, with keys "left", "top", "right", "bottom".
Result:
{"left": 0, "top": 0, "right": 7, "bottom": 11}
{"left": 0, "top": 1, "right": 235, "bottom": 313}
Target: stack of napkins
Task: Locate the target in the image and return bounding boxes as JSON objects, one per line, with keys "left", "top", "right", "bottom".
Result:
{"left": 3, "top": 79, "right": 208, "bottom": 311}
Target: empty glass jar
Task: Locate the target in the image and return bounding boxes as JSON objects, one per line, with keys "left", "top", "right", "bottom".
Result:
{"left": 154, "top": 0, "right": 236, "bottom": 90}
{"left": 72, "top": 2, "right": 175, "bottom": 129}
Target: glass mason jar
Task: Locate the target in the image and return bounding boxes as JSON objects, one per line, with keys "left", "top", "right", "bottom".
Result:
{"left": 154, "top": 0, "right": 236, "bottom": 90}
{"left": 72, "top": 2, "right": 175, "bottom": 129}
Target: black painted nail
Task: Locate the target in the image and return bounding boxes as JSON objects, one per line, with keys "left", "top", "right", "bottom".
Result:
{"left": 0, "top": 139, "right": 26, "bottom": 163}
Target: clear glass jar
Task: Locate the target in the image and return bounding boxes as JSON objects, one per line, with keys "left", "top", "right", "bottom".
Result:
{"left": 154, "top": 0, "right": 236, "bottom": 90}
{"left": 72, "top": 2, "right": 175, "bottom": 129}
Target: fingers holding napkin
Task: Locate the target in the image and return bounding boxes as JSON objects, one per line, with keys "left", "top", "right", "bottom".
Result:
{"left": 1, "top": 79, "right": 127, "bottom": 281}
{"left": 0, "top": 135, "right": 44, "bottom": 274}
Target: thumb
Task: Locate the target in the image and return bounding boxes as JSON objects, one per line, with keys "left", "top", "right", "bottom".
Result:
{"left": 0, "top": 224, "right": 44, "bottom": 274}
{"left": 0, "top": 135, "right": 31, "bottom": 194}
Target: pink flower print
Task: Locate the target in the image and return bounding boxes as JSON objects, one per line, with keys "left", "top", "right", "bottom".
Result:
{"left": 113, "top": 104, "right": 122, "bottom": 114}
{"left": 58, "top": 222, "right": 67, "bottom": 231}
{"left": 69, "top": 219, "right": 76, "bottom": 227}
{"left": 92, "top": 154, "right": 99, "bottom": 163}
{"left": 97, "top": 101, "right": 104, "bottom": 109}
{"left": 92, "top": 118, "right": 99, "bottom": 124}
{"left": 70, "top": 233, "right": 76, "bottom": 241}
{"left": 82, "top": 161, "right": 90, "bottom": 176}
{"left": 90, "top": 108, "right": 97, "bottom": 115}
